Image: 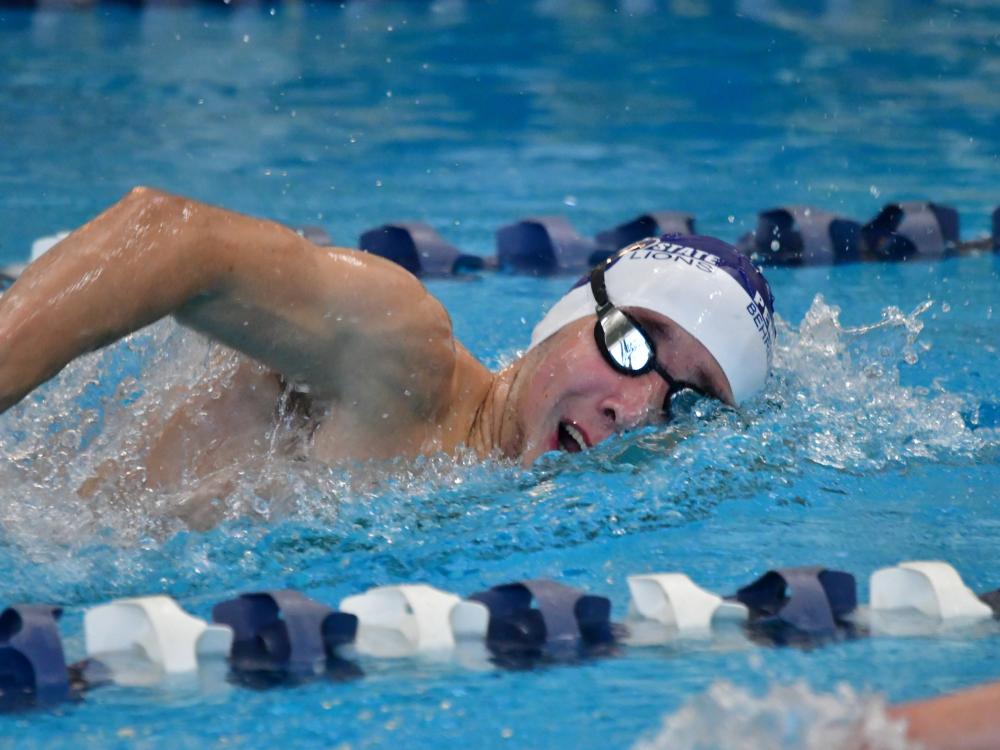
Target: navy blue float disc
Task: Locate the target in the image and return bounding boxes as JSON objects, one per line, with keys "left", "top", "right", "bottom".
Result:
{"left": 0, "top": 605, "right": 71, "bottom": 705}
{"left": 738, "top": 206, "right": 861, "bottom": 266}
{"left": 734, "top": 566, "right": 857, "bottom": 643}
{"left": 468, "top": 579, "right": 613, "bottom": 656}
{"left": 496, "top": 217, "right": 596, "bottom": 275}
{"left": 360, "top": 222, "right": 482, "bottom": 277}
{"left": 212, "top": 590, "right": 357, "bottom": 675}
{"left": 979, "top": 589, "right": 1000, "bottom": 618}
{"left": 862, "top": 201, "right": 959, "bottom": 261}
{"left": 593, "top": 212, "right": 696, "bottom": 263}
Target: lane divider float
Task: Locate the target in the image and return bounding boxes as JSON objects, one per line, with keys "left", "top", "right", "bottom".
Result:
{"left": 7, "top": 204, "right": 997, "bottom": 285}
{"left": 3, "top": 561, "right": 1000, "bottom": 709}
{"left": 495, "top": 216, "right": 596, "bottom": 275}
{"left": 592, "top": 212, "right": 696, "bottom": 266}
{"left": 85, "top": 595, "right": 232, "bottom": 675}
{"left": 624, "top": 573, "right": 747, "bottom": 643}
{"left": 734, "top": 566, "right": 858, "bottom": 644}
{"left": 340, "top": 583, "right": 487, "bottom": 657}
{"left": 359, "top": 222, "right": 486, "bottom": 277}
{"left": 0, "top": 605, "right": 72, "bottom": 705}
{"left": 212, "top": 590, "right": 357, "bottom": 677}
{"left": 467, "top": 579, "right": 614, "bottom": 656}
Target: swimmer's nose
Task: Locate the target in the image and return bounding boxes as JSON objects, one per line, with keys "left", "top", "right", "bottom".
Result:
{"left": 599, "top": 381, "right": 659, "bottom": 431}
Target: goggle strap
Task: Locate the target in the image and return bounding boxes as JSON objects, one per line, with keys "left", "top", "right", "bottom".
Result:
{"left": 590, "top": 265, "right": 612, "bottom": 312}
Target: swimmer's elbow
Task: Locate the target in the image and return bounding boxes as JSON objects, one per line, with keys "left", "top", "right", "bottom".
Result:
{"left": 120, "top": 186, "right": 225, "bottom": 294}
{"left": 119, "top": 185, "right": 175, "bottom": 212}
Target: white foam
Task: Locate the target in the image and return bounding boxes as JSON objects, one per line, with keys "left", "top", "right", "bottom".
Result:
{"left": 631, "top": 681, "right": 916, "bottom": 750}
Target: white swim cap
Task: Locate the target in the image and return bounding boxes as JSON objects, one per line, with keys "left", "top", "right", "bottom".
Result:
{"left": 529, "top": 235, "right": 777, "bottom": 404}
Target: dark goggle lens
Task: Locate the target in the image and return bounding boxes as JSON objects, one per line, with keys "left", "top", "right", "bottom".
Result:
{"left": 599, "top": 310, "right": 654, "bottom": 373}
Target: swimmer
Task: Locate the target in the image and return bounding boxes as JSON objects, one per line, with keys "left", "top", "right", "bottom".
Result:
{"left": 0, "top": 187, "right": 774, "bottom": 488}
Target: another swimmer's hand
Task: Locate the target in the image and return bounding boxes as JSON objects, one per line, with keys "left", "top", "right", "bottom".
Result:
{"left": 886, "top": 680, "right": 1000, "bottom": 750}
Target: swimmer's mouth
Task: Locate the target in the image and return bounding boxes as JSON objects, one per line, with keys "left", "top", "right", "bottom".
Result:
{"left": 557, "top": 421, "right": 589, "bottom": 453}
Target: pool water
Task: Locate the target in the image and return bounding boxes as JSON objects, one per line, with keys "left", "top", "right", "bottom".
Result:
{"left": 1, "top": 1, "right": 999, "bottom": 748}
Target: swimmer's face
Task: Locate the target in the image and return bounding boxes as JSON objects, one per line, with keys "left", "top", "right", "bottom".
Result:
{"left": 511, "top": 310, "right": 734, "bottom": 464}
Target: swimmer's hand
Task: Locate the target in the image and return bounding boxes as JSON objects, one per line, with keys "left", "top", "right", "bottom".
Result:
{"left": 0, "top": 187, "right": 458, "bottom": 424}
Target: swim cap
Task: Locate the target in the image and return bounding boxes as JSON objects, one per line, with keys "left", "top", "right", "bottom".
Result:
{"left": 529, "top": 235, "right": 776, "bottom": 404}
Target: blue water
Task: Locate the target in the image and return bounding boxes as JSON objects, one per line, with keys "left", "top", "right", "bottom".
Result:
{"left": 1, "top": 1, "right": 999, "bottom": 748}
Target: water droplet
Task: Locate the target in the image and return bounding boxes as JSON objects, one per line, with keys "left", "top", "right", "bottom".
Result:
{"left": 242, "top": 34, "right": 250, "bottom": 43}
{"left": 727, "top": 215, "right": 735, "bottom": 224}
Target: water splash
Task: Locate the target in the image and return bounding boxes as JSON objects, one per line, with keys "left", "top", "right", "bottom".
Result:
{"left": 767, "top": 295, "right": 989, "bottom": 472}
{"left": 631, "top": 681, "right": 914, "bottom": 750}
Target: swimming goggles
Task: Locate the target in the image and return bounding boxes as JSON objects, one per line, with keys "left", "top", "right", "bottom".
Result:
{"left": 589, "top": 260, "right": 697, "bottom": 418}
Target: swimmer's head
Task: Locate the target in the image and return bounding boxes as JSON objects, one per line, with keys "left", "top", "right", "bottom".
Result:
{"left": 505, "top": 235, "right": 776, "bottom": 463}
{"left": 532, "top": 234, "right": 776, "bottom": 404}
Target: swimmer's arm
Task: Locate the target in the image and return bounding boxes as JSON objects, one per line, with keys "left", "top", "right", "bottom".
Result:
{"left": 885, "top": 679, "right": 1000, "bottom": 750}
{"left": 0, "top": 187, "right": 454, "bottom": 412}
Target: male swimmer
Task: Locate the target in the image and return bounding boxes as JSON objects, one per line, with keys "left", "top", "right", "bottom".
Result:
{"left": 5, "top": 190, "right": 1000, "bottom": 747}
{"left": 0, "top": 187, "right": 774, "bottom": 487}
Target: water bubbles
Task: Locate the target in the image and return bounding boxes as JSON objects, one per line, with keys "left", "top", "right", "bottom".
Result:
{"left": 869, "top": 184, "right": 881, "bottom": 198}
{"left": 563, "top": 195, "right": 578, "bottom": 207}
{"left": 242, "top": 34, "right": 250, "bottom": 44}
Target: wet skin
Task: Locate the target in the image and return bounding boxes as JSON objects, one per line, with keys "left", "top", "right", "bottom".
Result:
{"left": 0, "top": 188, "right": 734, "bottom": 490}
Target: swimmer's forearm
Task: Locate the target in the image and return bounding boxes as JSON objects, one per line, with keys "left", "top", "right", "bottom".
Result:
{"left": 0, "top": 187, "right": 218, "bottom": 411}
{"left": 888, "top": 680, "right": 1000, "bottom": 750}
